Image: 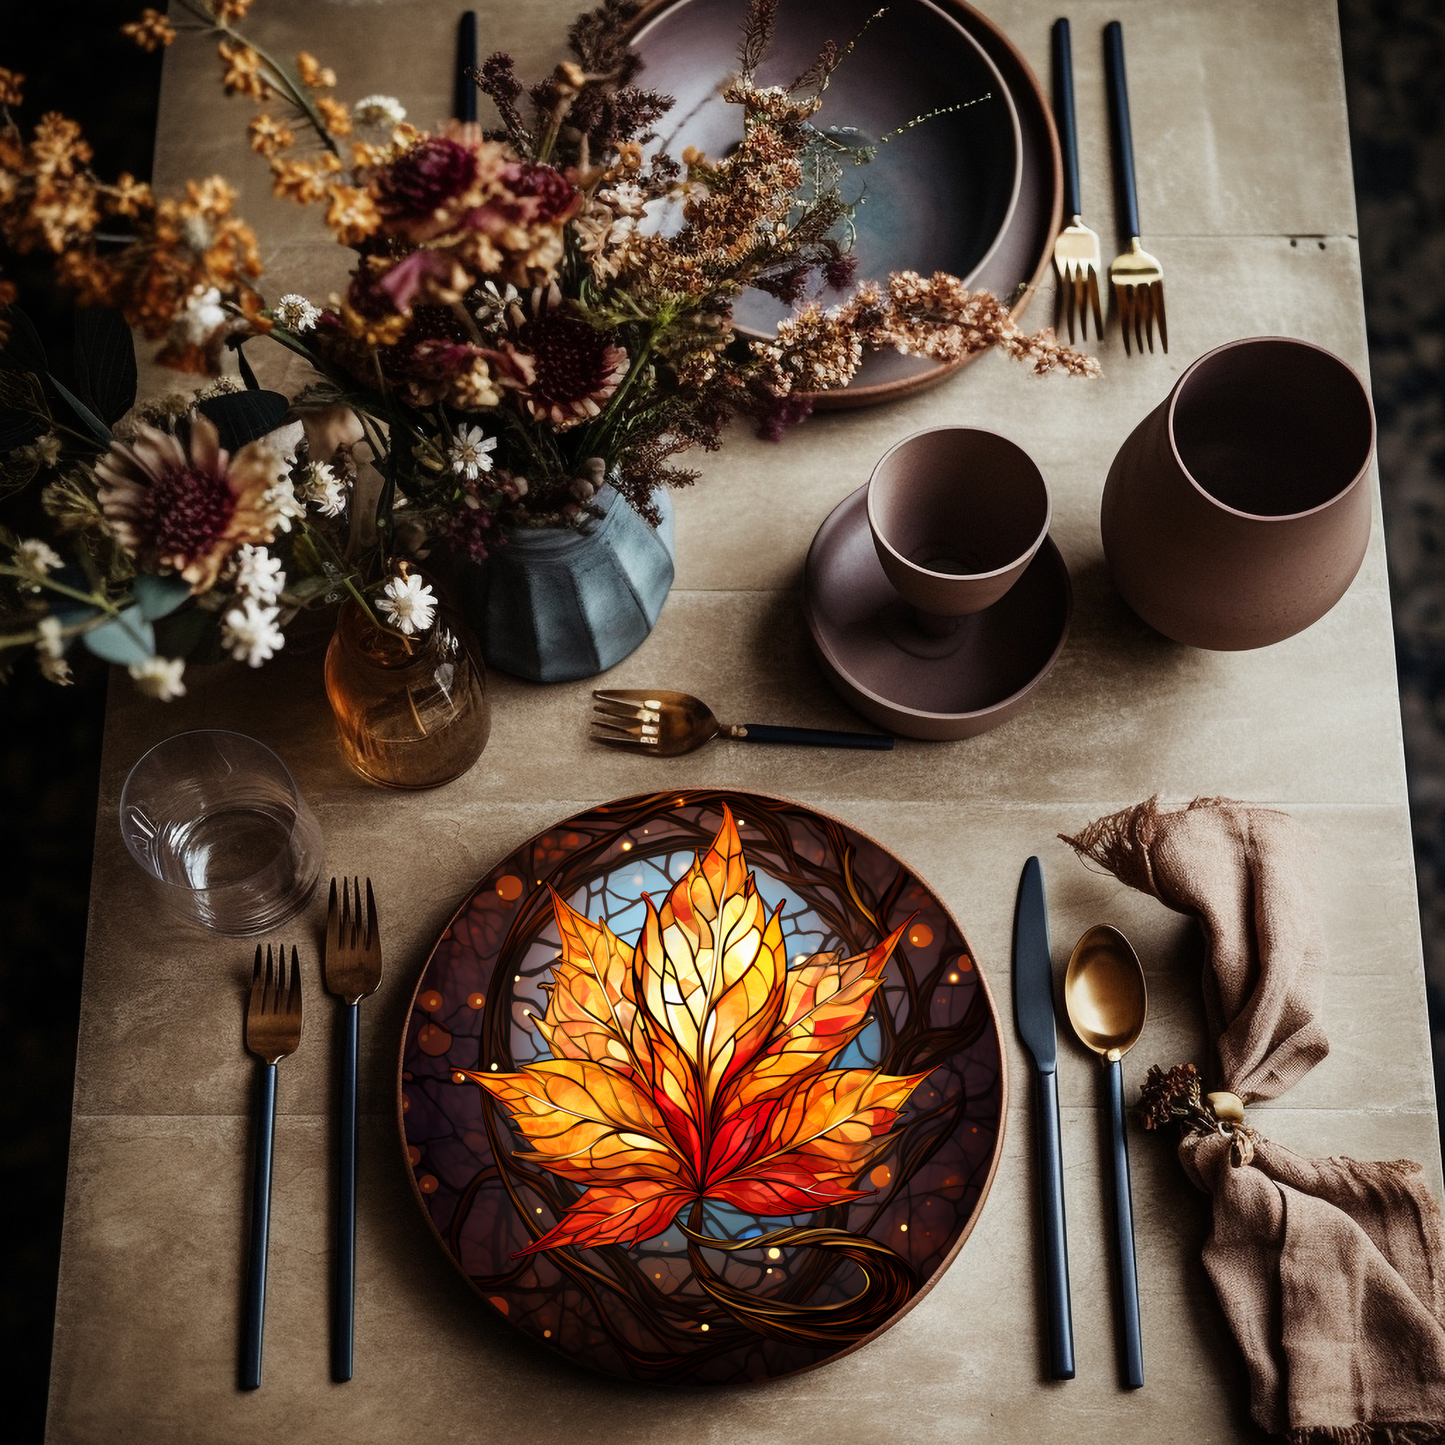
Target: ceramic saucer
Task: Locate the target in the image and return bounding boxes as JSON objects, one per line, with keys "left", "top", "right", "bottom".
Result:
{"left": 804, "top": 485, "right": 1072, "bottom": 739}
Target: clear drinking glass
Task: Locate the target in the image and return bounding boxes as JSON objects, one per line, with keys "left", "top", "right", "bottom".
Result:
{"left": 119, "top": 730, "right": 323, "bottom": 935}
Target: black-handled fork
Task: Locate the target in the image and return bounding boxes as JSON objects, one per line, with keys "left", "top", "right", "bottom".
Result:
{"left": 591, "top": 689, "right": 893, "bottom": 755}
{"left": 323, "top": 879, "right": 384, "bottom": 1383}
{"left": 241, "top": 944, "right": 303, "bottom": 1391}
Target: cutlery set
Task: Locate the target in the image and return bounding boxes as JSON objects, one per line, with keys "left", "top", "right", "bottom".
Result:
{"left": 1014, "top": 857, "right": 1149, "bottom": 1388}
{"left": 239, "top": 878, "right": 384, "bottom": 1390}
{"left": 1051, "top": 18, "right": 1167, "bottom": 354}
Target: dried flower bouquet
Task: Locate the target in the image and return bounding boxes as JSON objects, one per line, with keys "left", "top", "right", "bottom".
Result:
{"left": 0, "top": 0, "right": 1095, "bottom": 696}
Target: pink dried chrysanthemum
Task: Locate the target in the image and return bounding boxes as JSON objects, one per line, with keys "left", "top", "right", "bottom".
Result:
{"left": 94, "top": 413, "right": 284, "bottom": 592}
{"left": 500, "top": 310, "right": 629, "bottom": 428}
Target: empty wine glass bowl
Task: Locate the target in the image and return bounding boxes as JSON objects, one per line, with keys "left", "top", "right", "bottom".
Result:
{"left": 120, "top": 730, "right": 322, "bottom": 936}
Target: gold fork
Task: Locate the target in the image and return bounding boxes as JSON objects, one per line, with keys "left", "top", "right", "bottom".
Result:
{"left": 1105, "top": 20, "right": 1167, "bottom": 354}
{"left": 323, "top": 878, "right": 383, "bottom": 1384}
{"left": 1050, "top": 19, "right": 1103, "bottom": 343}
{"left": 241, "top": 943, "right": 304, "bottom": 1391}
{"left": 591, "top": 689, "right": 893, "bottom": 756}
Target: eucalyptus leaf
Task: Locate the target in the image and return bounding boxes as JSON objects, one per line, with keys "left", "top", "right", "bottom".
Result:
{"left": 48, "top": 373, "right": 112, "bottom": 443}
{"left": 83, "top": 608, "right": 154, "bottom": 666}
{"left": 197, "top": 389, "right": 289, "bottom": 452}
{"left": 132, "top": 572, "right": 193, "bottom": 621}
{"left": 73, "top": 308, "right": 138, "bottom": 425}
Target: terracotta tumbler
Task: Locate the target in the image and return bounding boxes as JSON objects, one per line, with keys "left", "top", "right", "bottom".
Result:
{"left": 1101, "top": 337, "right": 1376, "bottom": 650}
{"left": 868, "top": 426, "right": 1052, "bottom": 626}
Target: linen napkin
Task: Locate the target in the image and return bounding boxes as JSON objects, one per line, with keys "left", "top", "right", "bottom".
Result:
{"left": 1062, "top": 797, "right": 1445, "bottom": 1445}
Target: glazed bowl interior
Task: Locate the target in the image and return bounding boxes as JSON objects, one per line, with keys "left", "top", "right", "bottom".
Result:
{"left": 1172, "top": 339, "right": 1374, "bottom": 517}
{"left": 630, "top": 0, "right": 1021, "bottom": 337}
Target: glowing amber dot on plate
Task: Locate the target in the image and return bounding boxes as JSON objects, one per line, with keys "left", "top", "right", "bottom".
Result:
{"left": 418, "top": 1022, "right": 452, "bottom": 1056}
{"left": 869, "top": 1164, "right": 892, "bottom": 1188}
{"left": 488, "top": 1296, "right": 509, "bottom": 1317}
{"left": 767, "top": 1247, "right": 781, "bottom": 1260}
{"left": 419, "top": 989, "right": 443, "bottom": 1012}
{"left": 960, "top": 959, "right": 973, "bottom": 971}
{"left": 701, "top": 1324, "right": 709, "bottom": 1332}
{"left": 543, "top": 1329, "right": 551, "bottom": 1338}
{"left": 406, "top": 1145, "right": 421, "bottom": 1166}
{"left": 495, "top": 874, "right": 523, "bottom": 901}
{"left": 948, "top": 972, "right": 960, "bottom": 984}
{"left": 907, "top": 923, "right": 934, "bottom": 948}
{"left": 451, "top": 1071, "right": 465, "bottom": 1084}
{"left": 900, "top": 1223, "right": 908, "bottom": 1232}
{"left": 418, "top": 1174, "right": 438, "bottom": 1194}
{"left": 467, "top": 992, "right": 485, "bottom": 1010}
{"left": 401, "top": 1094, "right": 410, "bottom": 1112}
{"left": 620, "top": 840, "right": 633, "bottom": 851}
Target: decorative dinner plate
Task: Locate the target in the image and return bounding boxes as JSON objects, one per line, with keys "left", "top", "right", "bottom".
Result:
{"left": 400, "top": 790, "right": 1005, "bottom": 1384}
{"left": 627, "top": 0, "right": 1062, "bottom": 407}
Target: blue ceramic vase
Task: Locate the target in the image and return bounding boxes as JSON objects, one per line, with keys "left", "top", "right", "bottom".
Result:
{"left": 465, "top": 485, "right": 675, "bottom": 683}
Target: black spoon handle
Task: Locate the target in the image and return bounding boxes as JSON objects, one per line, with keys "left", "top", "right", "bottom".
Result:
{"left": 1052, "top": 18, "right": 1082, "bottom": 219}
{"left": 1107, "top": 1056, "right": 1144, "bottom": 1388}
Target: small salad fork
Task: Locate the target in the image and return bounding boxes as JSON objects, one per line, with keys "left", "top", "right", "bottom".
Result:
{"left": 591, "top": 689, "right": 893, "bottom": 756}
{"left": 1050, "top": 19, "right": 1104, "bottom": 344}
{"left": 1105, "top": 20, "right": 1167, "bottom": 354}
{"left": 241, "top": 943, "right": 304, "bottom": 1391}
{"left": 323, "top": 878, "right": 383, "bottom": 1384}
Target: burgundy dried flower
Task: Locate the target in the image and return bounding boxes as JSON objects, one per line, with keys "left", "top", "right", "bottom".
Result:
{"left": 376, "top": 137, "right": 478, "bottom": 224}
{"left": 752, "top": 389, "right": 814, "bottom": 442}
{"left": 445, "top": 503, "right": 498, "bottom": 564}
{"left": 506, "top": 162, "right": 578, "bottom": 223}
{"left": 506, "top": 312, "right": 628, "bottom": 427}
{"left": 823, "top": 252, "right": 859, "bottom": 291}
{"left": 94, "top": 413, "right": 282, "bottom": 592}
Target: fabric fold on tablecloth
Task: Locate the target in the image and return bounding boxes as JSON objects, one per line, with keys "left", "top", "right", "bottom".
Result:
{"left": 1062, "top": 797, "right": 1445, "bottom": 1445}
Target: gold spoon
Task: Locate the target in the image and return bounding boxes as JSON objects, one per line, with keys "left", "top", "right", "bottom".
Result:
{"left": 1065, "top": 924, "right": 1147, "bottom": 1390}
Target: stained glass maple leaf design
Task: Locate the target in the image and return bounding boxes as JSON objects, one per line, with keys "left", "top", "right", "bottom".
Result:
{"left": 459, "top": 805, "right": 929, "bottom": 1256}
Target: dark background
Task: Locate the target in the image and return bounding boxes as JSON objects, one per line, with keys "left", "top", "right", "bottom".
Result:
{"left": 2, "top": 2, "right": 1442, "bottom": 1438}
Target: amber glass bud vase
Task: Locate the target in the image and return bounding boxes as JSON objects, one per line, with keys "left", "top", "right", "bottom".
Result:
{"left": 324, "top": 597, "right": 490, "bottom": 789}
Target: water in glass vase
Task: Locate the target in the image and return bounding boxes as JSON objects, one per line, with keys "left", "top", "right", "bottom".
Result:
{"left": 325, "top": 600, "right": 490, "bottom": 790}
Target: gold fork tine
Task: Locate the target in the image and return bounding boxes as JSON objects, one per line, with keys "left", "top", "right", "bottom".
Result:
{"left": 590, "top": 717, "right": 648, "bottom": 741}
{"left": 592, "top": 699, "right": 648, "bottom": 723}
{"left": 1087, "top": 268, "right": 1104, "bottom": 342}
{"left": 287, "top": 945, "right": 302, "bottom": 1017}
{"left": 364, "top": 879, "right": 378, "bottom": 958}
{"left": 1151, "top": 280, "right": 1167, "bottom": 353}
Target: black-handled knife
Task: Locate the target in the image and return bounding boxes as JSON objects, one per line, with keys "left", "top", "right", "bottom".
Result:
{"left": 1013, "top": 856, "right": 1075, "bottom": 1381}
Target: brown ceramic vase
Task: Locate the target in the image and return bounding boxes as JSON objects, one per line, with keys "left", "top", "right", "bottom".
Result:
{"left": 1101, "top": 336, "right": 1376, "bottom": 651}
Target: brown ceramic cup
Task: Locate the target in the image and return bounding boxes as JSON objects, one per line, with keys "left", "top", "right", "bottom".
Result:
{"left": 1101, "top": 336, "right": 1376, "bottom": 650}
{"left": 867, "top": 427, "right": 1052, "bottom": 631}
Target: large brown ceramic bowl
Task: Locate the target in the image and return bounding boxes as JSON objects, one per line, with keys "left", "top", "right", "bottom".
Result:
{"left": 805, "top": 486, "right": 1072, "bottom": 740}
{"left": 1101, "top": 337, "right": 1376, "bottom": 651}
{"left": 628, "top": 0, "right": 1060, "bottom": 407}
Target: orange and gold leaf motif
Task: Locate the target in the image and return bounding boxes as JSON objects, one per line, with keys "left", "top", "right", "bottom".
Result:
{"left": 467, "top": 806, "right": 928, "bottom": 1256}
